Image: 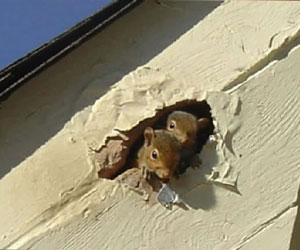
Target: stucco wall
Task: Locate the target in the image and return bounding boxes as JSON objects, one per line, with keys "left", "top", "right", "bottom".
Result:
{"left": 0, "top": 1, "right": 300, "bottom": 249}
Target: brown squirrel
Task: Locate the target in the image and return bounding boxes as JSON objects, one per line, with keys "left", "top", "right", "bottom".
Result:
{"left": 166, "top": 110, "right": 211, "bottom": 175}
{"left": 136, "top": 127, "right": 181, "bottom": 183}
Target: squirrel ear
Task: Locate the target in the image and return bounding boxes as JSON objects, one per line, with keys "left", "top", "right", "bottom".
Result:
{"left": 198, "top": 118, "right": 209, "bottom": 131}
{"left": 144, "top": 127, "right": 154, "bottom": 146}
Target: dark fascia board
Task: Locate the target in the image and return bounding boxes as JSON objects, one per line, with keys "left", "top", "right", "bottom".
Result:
{"left": 0, "top": 0, "right": 143, "bottom": 102}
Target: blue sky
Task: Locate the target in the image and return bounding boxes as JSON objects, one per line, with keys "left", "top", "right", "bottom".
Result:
{"left": 0, "top": 0, "right": 111, "bottom": 70}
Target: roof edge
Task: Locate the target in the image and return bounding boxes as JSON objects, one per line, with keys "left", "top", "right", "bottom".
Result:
{"left": 0, "top": 0, "right": 142, "bottom": 102}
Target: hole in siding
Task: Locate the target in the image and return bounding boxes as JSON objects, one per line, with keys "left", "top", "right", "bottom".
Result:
{"left": 93, "top": 99, "right": 214, "bottom": 180}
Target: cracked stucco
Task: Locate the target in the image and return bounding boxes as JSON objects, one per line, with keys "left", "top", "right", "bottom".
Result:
{"left": 0, "top": 1, "right": 300, "bottom": 250}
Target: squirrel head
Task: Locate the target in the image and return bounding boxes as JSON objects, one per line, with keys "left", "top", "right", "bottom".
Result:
{"left": 142, "top": 127, "right": 181, "bottom": 182}
{"left": 167, "top": 111, "right": 210, "bottom": 147}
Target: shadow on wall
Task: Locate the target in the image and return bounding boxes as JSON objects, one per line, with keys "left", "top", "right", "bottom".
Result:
{"left": 0, "top": 1, "right": 222, "bottom": 178}
{"left": 170, "top": 145, "right": 219, "bottom": 210}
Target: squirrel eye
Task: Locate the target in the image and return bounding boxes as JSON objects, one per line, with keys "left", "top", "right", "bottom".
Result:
{"left": 151, "top": 149, "right": 158, "bottom": 160}
{"left": 169, "top": 121, "right": 176, "bottom": 130}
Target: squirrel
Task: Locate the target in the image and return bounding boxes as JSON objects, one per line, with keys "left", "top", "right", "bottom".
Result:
{"left": 166, "top": 110, "right": 211, "bottom": 176}
{"left": 120, "top": 111, "right": 211, "bottom": 185}
{"left": 136, "top": 127, "right": 182, "bottom": 183}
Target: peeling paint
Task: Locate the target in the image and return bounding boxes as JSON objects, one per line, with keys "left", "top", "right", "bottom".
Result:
{"left": 1, "top": 1, "right": 300, "bottom": 249}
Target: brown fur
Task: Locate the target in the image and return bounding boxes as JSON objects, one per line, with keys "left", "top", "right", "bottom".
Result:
{"left": 137, "top": 127, "right": 181, "bottom": 182}
{"left": 166, "top": 111, "right": 210, "bottom": 175}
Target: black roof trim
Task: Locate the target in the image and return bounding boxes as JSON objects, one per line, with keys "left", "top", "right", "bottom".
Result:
{"left": 0, "top": 0, "right": 142, "bottom": 102}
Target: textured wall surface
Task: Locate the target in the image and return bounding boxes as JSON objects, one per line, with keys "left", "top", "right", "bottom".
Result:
{"left": 0, "top": 1, "right": 300, "bottom": 250}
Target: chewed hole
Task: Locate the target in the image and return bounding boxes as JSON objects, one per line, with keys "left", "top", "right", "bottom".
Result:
{"left": 92, "top": 99, "right": 214, "bottom": 180}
